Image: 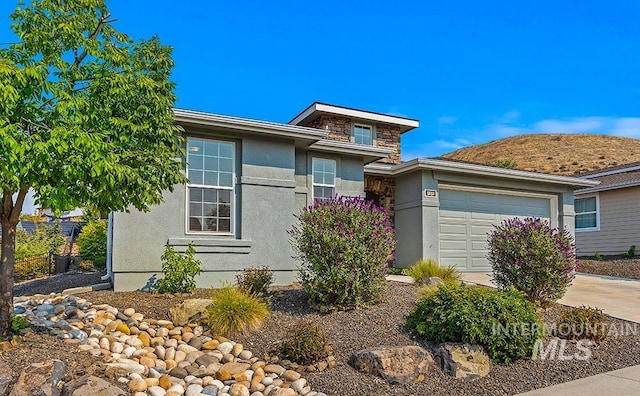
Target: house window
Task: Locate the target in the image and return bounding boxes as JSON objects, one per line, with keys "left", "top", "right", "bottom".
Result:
{"left": 353, "top": 124, "right": 373, "bottom": 145}
{"left": 312, "top": 158, "right": 336, "bottom": 202}
{"left": 575, "top": 195, "right": 598, "bottom": 231}
{"left": 186, "top": 138, "right": 234, "bottom": 233}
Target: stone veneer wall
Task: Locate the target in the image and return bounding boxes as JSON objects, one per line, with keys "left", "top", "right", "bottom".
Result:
{"left": 365, "top": 174, "right": 396, "bottom": 221}
{"left": 309, "top": 115, "right": 402, "bottom": 165}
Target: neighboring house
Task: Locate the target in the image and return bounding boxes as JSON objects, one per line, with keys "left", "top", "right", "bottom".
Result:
{"left": 109, "top": 102, "right": 596, "bottom": 291}
{"left": 574, "top": 162, "right": 640, "bottom": 256}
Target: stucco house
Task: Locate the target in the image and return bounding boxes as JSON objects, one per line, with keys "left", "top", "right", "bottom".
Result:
{"left": 107, "top": 103, "right": 596, "bottom": 291}
{"left": 574, "top": 162, "right": 640, "bottom": 256}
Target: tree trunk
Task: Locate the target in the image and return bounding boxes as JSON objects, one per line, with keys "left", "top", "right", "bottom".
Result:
{"left": 0, "top": 219, "right": 16, "bottom": 337}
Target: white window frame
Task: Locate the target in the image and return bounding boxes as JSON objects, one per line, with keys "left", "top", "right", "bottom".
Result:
{"left": 312, "top": 158, "right": 336, "bottom": 202}
{"left": 352, "top": 123, "right": 374, "bottom": 146}
{"left": 185, "top": 137, "right": 235, "bottom": 236}
{"left": 575, "top": 193, "right": 600, "bottom": 232}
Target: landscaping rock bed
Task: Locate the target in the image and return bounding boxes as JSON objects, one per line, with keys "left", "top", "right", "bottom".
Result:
{"left": 578, "top": 258, "right": 640, "bottom": 280}
{"left": 3, "top": 281, "right": 640, "bottom": 395}
{"left": 9, "top": 292, "right": 325, "bottom": 396}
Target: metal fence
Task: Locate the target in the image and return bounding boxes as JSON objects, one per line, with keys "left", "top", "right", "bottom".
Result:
{"left": 14, "top": 252, "right": 54, "bottom": 282}
{"left": 14, "top": 252, "right": 82, "bottom": 282}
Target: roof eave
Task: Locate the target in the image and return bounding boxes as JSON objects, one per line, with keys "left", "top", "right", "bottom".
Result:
{"left": 389, "top": 158, "right": 600, "bottom": 187}
{"left": 289, "top": 102, "right": 419, "bottom": 133}
{"left": 576, "top": 180, "right": 640, "bottom": 194}
{"left": 173, "top": 108, "right": 328, "bottom": 143}
{"left": 308, "top": 140, "right": 394, "bottom": 164}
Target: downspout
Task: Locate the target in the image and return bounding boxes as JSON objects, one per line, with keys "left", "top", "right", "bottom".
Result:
{"left": 101, "top": 212, "right": 113, "bottom": 282}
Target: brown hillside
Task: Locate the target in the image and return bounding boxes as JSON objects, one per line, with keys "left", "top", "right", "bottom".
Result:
{"left": 442, "top": 134, "right": 640, "bottom": 176}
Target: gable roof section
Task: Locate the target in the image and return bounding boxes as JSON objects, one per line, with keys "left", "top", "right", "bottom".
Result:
{"left": 577, "top": 161, "right": 640, "bottom": 194}
{"left": 366, "top": 158, "right": 598, "bottom": 188}
{"left": 289, "top": 102, "right": 419, "bottom": 133}
{"left": 173, "top": 108, "right": 391, "bottom": 163}
{"left": 173, "top": 108, "right": 328, "bottom": 146}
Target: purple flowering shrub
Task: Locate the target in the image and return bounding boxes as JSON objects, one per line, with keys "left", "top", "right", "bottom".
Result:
{"left": 289, "top": 196, "right": 395, "bottom": 309}
{"left": 487, "top": 217, "right": 578, "bottom": 307}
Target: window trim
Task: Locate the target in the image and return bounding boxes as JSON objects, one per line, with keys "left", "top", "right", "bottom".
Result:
{"left": 311, "top": 157, "right": 337, "bottom": 202}
{"left": 184, "top": 137, "right": 236, "bottom": 236}
{"left": 352, "top": 123, "right": 375, "bottom": 146}
{"left": 575, "top": 193, "right": 600, "bottom": 232}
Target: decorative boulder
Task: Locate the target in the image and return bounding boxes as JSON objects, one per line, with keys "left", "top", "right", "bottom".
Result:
{"left": 62, "top": 375, "right": 127, "bottom": 396}
{"left": 349, "top": 346, "right": 436, "bottom": 385}
{"left": 9, "top": 359, "right": 65, "bottom": 396}
{"left": 422, "top": 277, "right": 445, "bottom": 288}
{"left": 168, "top": 299, "right": 212, "bottom": 326}
{"left": 434, "top": 343, "right": 491, "bottom": 380}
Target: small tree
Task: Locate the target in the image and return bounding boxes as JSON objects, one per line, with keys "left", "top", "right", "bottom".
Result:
{"left": 289, "top": 196, "right": 395, "bottom": 309}
{"left": 0, "top": 0, "right": 186, "bottom": 336}
{"left": 487, "top": 217, "right": 578, "bottom": 307}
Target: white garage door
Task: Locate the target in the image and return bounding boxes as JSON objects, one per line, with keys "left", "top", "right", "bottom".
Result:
{"left": 439, "top": 188, "right": 553, "bottom": 271}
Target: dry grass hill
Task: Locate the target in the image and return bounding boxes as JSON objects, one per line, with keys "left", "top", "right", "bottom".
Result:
{"left": 442, "top": 134, "right": 640, "bottom": 176}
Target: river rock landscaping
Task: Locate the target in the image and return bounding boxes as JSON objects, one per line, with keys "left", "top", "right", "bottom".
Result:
{"left": 2, "top": 280, "right": 640, "bottom": 395}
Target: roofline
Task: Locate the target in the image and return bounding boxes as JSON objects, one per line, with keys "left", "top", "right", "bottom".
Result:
{"left": 289, "top": 102, "right": 419, "bottom": 132}
{"left": 576, "top": 180, "right": 640, "bottom": 194}
{"left": 309, "top": 140, "right": 394, "bottom": 164}
{"left": 365, "top": 158, "right": 599, "bottom": 187}
{"left": 581, "top": 163, "right": 640, "bottom": 179}
{"left": 173, "top": 108, "right": 328, "bottom": 141}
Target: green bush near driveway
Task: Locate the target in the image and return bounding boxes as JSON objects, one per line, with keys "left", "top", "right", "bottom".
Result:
{"left": 407, "top": 283, "right": 543, "bottom": 364}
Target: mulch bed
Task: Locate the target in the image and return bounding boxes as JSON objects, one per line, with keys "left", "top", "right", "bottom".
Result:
{"left": 4, "top": 278, "right": 640, "bottom": 396}
{"left": 578, "top": 257, "right": 640, "bottom": 280}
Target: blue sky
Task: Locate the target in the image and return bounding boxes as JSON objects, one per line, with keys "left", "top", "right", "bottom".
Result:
{"left": 2, "top": 1, "right": 639, "bottom": 212}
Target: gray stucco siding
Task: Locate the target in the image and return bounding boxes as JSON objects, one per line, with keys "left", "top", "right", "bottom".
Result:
{"left": 393, "top": 169, "right": 577, "bottom": 270}
{"left": 294, "top": 149, "right": 365, "bottom": 205}
{"left": 111, "top": 132, "right": 300, "bottom": 291}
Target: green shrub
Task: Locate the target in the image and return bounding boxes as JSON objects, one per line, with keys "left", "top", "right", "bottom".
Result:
{"left": 407, "top": 284, "right": 543, "bottom": 364}
{"left": 77, "top": 259, "right": 95, "bottom": 272}
{"left": 154, "top": 244, "right": 203, "bottom": 294}
{"left": 205, "top": 285, "right": 269, "bottom": 337}
{"left": 289, "top": 196, "right": 395, "bottom": 309}
{"left": 15, "top": 224, "right": 65, "bottom": 260}
{"left": 624, "top": 245, "right": 636, "bottom": 258}
{"left": 404, "top": 258, "right": 460, "bottom": 285}
{"left": 280, "top": 320, "right": 331, "bottom": 365}
{"left": 235, "top": 266, "right": 274, "bottom": 297}
{"left": 77, "top": 220, "right": 107, "bottom": 269}
{"left": 594, "top": 251, "right": 602, "bottom": 261}
{"left": 11, "top": 315, "right": 30, "bottom": 334}
{"left": 387, "top": 267, "right": 404, "bottom": 276}
{"left": 487, "top": 217, "right": 577, "bottom": 307}
{"left": 554, "top": 306, "right": 609, "bottom": 342}
{"left": 487, "top": 159, "right": 518, "bottom": 169}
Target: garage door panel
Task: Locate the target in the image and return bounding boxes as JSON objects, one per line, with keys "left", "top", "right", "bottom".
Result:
{"left": 471, "top": 257, "right": 492, "bottom": 269}
{"left": 439, "top": 189, "right": 552, "bottom": 271}
{"left": 440, "top": 257, "right": 468, "bottom": 269}
{"left": 440, "top": 224, "right": 467, "bottom": 236}
{"left": 439, "top": 209, "right": 466, "bottom": 220}
{"left": 440, "top": 240, "right": 467, "bottom": 250}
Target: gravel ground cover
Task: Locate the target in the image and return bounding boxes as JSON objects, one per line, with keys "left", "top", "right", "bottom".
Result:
{"left": 4, "top": 277, "right": 640, "bottom": 396}
{"left": 578, "top": 258, "right": 640, "bottom": 280}
{"left": 14, "top": 270, "right": 105, "bottom": 297}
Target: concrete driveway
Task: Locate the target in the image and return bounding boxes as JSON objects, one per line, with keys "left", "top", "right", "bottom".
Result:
{"left": 461, "top": 272, "right": 640, "bottom": 323}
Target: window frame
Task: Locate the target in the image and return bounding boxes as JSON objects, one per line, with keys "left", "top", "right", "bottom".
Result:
{"left": 352, "top": 123, "right": 374, "bottom": 146}
{"left": 184, "top": 137, "right": 236, "bottom": 236}
{"left": 312, "top": 157, "right": 337, "bottom": 202}
{"left": 574, "top": 193, "right": 599, "bottom": 232}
